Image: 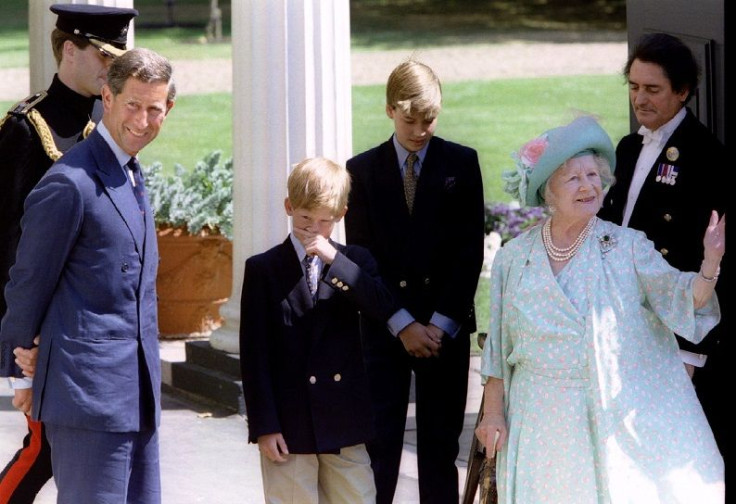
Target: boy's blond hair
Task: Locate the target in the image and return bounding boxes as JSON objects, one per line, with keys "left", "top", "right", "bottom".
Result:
{"left": 287, "top": 157, "right": 351, "bottom": 215}
{"left": 385, "top": 59, "right": 442, "bottom": 120}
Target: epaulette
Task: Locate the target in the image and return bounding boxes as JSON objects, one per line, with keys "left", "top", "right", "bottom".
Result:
{"left": 0, "top": 91, "right": 94, "bottom": 161}
{"left": 0, "top": 91, "right": 48, "bottom": 131}
{"left": 28, "top": 109, "right": 63, "bottom": 161}
{"left": 9, "top": 91, "right": 48, "bottom": 116}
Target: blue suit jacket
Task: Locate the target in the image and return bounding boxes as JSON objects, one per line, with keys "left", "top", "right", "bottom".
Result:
{"left": 0, "top": 129, "right": 160, "bottom": 432}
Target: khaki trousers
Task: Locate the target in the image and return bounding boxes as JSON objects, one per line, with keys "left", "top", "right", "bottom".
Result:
{"left": 260, "top": 443, "right": 376, "bottom": 504}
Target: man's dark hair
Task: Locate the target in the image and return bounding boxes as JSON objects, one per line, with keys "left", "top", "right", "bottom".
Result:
{"left": 624, "top": 33, "right": 700, "bottom": 104}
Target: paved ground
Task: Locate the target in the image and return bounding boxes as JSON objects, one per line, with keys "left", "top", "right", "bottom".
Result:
{"left": 0, "top": 35, "right": 626, "bottom": 503}
{"left": 1, "top": 349, "right": 485, "bottom": 504}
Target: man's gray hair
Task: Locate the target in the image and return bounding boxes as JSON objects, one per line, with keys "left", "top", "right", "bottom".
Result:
{"left": 107, "top": 47, "right": 176, "bottom": 102}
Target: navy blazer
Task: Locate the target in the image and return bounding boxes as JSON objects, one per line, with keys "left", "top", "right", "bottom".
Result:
{"left": 345, "top": 135, "right": 485, "bottom": 333}
{"left": 0, "top": 129, "right": 160, "bottom": 432}
{"left": 239, "top": 238, "right": 393, "bottom": 454}
{"left": 599, "top": 109, "right": 727, "bottom": 353}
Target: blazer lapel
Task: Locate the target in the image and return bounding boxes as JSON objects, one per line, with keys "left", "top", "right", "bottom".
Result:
{"left": 88, "top": 131, "right": 146, "bottom": 260}
{"left": 413, "top": 138, "right": 445, "bottom": 216}
{"left": 604, "top": 135, "right": 641, "bottom": 222}
{"left": 277, "top": 239, "right": 314, "bottom": 318}
{"left": 374, "top": 139, "right": 413, "bottom": 223}
{"left": 630, "top": 115, "right": 693, "bottom": 224}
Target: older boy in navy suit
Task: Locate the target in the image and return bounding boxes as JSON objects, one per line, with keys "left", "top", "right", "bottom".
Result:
{"left": 239, "top": 157, "right": 394, "bottom": 503}
{"left": 345, "top": 60, "right": 486, "bottom": 503}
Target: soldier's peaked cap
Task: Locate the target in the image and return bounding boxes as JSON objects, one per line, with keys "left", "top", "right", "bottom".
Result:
{"left": 50, "top": 4, "right": 138, "bottom": 57}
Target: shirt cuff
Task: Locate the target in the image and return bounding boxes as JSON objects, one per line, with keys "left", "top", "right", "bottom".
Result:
{"left": 679, "top": 349, "right": 707, "bottom": 368}
{"left": 429, "top": 312, "right": 459, "bottom": 339}
{"left": 8, "top": 377, "right": 33, "bottom": 390}
{"left": 387, "top": 309, "right": 414, "bottom": 337}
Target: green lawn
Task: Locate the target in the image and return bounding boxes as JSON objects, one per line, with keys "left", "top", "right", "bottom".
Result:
{"left": 353, "top": 75, "right": 629, "bottom": 203}
{"left": 2, "top": 74, "right": 628, "bottom": 200}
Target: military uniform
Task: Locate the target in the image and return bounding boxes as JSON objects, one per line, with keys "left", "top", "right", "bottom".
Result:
{"left": 0, "top": 76, "right": 101, "bottom": 504}
{"left": 0, "top": 77, "right": 100, "bottom": 317}
{"left": 0, "top": 4, "right": 137, "bottom": 502}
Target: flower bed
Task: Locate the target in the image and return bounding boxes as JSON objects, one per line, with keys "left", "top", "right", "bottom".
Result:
{"left": 484, "top": 202, "right": 547, "bottom": 244}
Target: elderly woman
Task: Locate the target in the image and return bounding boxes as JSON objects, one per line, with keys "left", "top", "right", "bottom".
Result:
{"left": 475, "top": 116, "right": 725, "bottom": 503}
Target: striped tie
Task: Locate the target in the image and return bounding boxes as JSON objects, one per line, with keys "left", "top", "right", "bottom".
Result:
{"left": 304, "top": 255, "right": 319, "bottom": 298}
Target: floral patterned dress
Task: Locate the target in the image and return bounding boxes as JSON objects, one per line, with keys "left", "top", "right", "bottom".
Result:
{"left": 481, "top": 218, "right": 724, "bottom": 504}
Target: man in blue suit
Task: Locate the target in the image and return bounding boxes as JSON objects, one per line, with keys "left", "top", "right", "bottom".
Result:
{"left": 0, "top": 48, "right": 175, "bottom": 503}
{"left": 0, "top": 6, "right": 138, "bottom": 500}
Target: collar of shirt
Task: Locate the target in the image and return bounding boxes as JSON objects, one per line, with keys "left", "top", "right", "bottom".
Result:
{"left": 638, "top": 106, "right": 687, "bottom": 147}
{"left": 289, "top": 233, "right": 308, "bottom": 262}
{"left": 96, "top": 121, "right": 134, "bottom": 176}
{"left": 623, "top": 107, "right": 688, "bottom": 227}
{"left": 392, "top": 134, "right": 428, "bottom": 176}
{"left": 289, "top": 233, "right": 322, "bottom": 268}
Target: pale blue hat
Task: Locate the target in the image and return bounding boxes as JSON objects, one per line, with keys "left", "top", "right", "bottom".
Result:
{"left": 503, "top": 116, "right": 616, "bottom": 207}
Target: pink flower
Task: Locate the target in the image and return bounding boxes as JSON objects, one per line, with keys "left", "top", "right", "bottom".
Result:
{"left": 518, "top": 136, "right": 548, "bottom": 169}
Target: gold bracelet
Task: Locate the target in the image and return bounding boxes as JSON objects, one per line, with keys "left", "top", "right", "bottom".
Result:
{"left": 699, "top": 265, "right": 720, "bottom": 282}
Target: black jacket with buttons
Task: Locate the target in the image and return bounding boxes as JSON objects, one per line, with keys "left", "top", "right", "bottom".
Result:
{"left": 344, "top": 136, "right": 486, "bottom": 333}
{"left": 0, "top": 75, "right": 100, "bottom": 320}
{"left": 599, "top": 109, "right": 727, "bottom": 354}
{"left": 239, "top": 238, "right": 393, "bottom": 453}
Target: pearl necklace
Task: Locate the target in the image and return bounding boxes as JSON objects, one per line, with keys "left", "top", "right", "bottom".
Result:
{"left": 542, "top": 217, "right": 596, "bottom": 262}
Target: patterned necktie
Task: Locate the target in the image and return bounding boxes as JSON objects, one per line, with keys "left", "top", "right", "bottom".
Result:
{"left": 304, "top": 255, "right": 320, "bottom": 298}
{"left": 404, "top": 152, "right": 418, "bottom": 213}
{"left": 127, "top": 157, "right": 147, "bottom": 216}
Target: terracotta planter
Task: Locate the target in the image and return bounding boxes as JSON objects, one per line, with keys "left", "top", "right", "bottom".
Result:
{"left": 156, "top": 227, "right": 233, "bottom": 338}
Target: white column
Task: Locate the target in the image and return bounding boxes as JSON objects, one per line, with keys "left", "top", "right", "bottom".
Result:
{"left": 209, "top": 0, "right": 352, "bottom": 353}
{"left": 29, "top": 0, "right": 136, "bottom": 94}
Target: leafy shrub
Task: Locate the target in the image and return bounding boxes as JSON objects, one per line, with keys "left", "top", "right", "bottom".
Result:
{"left": 485, "top": 202, "right": 546, "bottom": 244}
{"left": 143, "top": 151, "right": 233, "bottom": 240}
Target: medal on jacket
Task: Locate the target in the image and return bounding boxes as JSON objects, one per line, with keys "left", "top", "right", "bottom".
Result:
{"left": 666, "top": 146, "right": 679, "bottom": 162}
{"left": 656, "top": 163, "right": 679, "bottom": 185}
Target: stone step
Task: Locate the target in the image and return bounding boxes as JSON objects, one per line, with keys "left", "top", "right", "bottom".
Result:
{"left": 169, "top": 358, "right": 244, "bottom": 415}
{"left": 184, "top": 339, "right": 241, "bottom": 379}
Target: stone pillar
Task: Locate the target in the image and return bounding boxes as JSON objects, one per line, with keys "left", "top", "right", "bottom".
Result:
{"left": 29, "top": 0, "right": 136, "bottom": 94}
{"left": 209, "top": 0, "right": 352, "bottom": 353}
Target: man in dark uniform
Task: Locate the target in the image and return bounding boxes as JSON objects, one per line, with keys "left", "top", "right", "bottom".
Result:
{"left": 598, "top": 32, "right": 729, "bottom": 494}
{"left": 0, "top": 5, "right": 137, "bottom": 502}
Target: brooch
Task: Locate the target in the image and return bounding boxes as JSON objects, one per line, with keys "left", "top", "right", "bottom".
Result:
{"left": 598, "top": 233, "right": 617, "bottom": 255}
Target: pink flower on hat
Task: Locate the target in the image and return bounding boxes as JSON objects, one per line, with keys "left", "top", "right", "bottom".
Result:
{"left": 519, "top": 136, "right": 548, "bottom": 169}
{"left": 502, "top": 134, "right": 549, "bottom": 206}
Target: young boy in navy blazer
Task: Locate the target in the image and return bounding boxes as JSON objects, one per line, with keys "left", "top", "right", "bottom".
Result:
{"left": 345, "top": 60, "right": 486, "bottom": 503}
{"left": 239, "top": 157, "right": 394, "bottom": 503}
